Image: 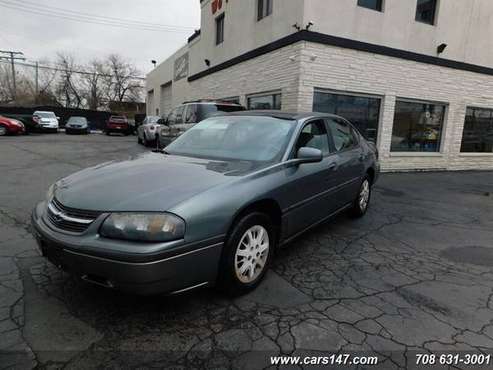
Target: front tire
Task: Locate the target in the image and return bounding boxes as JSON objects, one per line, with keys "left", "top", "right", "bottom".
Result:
{"left": 350, "top": 175, "right": 372, "bottom": 218}
{"left": 0, "top": 125, "right": 7, "bottom": 136}
{"left": 218, "top": 213, "right": 274, "bottom": 295}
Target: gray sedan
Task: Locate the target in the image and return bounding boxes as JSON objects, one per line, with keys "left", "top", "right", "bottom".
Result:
{"left": 31, "top": 111, "right": 379, "bottom": 295}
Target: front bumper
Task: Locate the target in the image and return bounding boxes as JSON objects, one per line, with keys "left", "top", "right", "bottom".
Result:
{"left": 31, "top": 202, "right": 223, "bottom": 295}
{"left": 8, "top": 125, "right": 25, "bottom": 135}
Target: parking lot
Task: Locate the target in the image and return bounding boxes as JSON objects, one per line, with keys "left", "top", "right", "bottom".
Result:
{"left": 1, "top": 133, "right": 493, "bottom": 369}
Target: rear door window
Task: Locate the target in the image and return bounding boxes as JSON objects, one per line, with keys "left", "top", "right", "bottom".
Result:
{"left": 327, "top": 118, "right": 358, "bottom": 152}
{"left": 175, "top": 106, "right": 185, "bottom": 125}
{"left": 184, "top": 104, "right": 198, "bottom": 123}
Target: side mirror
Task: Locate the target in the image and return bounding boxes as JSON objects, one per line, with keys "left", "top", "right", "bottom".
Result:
{"left": 56, "top": 117, "right": 61, "bottom": 120}
{"left": 296, "top": 147, "right": 323, "bottom": 164}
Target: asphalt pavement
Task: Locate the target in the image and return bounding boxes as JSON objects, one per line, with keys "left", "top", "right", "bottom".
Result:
{"left": 1, "top": 133, "right": 493, "bottom": 369}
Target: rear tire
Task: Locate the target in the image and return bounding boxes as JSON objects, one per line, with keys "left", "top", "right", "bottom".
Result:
{"left": 350, "top": 175, "right": 372, "bottom": 218}
{"left": 218, "top": 213, "right": 274, "bottom": 296}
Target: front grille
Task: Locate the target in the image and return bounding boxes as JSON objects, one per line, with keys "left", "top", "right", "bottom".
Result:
{"left": 46, "top": 198, "right": 102, "bottom": 233}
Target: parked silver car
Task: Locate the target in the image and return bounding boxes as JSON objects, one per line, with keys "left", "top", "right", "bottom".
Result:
{"left": 32, "top": 111, "right": 379, "bottom": 296}
{"left": 65, "top": 117, "right": 90, "bottom": 135}
{"left": 33, "top": 111, "right": 59, "bottom": 132}
{"left": 137, "top": 116, "right": 162, "bottom": 146}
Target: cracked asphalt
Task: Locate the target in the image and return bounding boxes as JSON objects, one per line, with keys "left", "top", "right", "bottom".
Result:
{"left": 1, "top": 133, "right": 493, "bottom": 369}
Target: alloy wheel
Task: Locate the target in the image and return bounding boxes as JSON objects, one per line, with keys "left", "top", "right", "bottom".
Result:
{"left": 359, "top": 179, "right": 370, "bottom": 211}
{"left": 0, "top": 126, "right": 6, "bottom": 136}
{"left": 234, "top": 225, "right": 269, "bottom": 284}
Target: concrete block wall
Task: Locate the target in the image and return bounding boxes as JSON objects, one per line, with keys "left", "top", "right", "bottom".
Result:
{"left": 182, "top": 42, "right": 304, "bottom": 111}
{"left": 298, "top": 41, "right": 493, "bottom": 171}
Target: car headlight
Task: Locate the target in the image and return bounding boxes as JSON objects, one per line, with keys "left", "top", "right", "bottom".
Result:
{"left": 100, "top": 213, "right": 185, "bottom": 242}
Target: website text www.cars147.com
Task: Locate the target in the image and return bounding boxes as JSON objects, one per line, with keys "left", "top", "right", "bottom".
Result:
{"left": 270, "top": 354, "right": 379, "bottom": 366}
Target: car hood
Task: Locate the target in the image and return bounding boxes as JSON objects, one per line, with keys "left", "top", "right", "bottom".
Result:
{"left": 54, "top": 153, "right": 266, "bottom": 212}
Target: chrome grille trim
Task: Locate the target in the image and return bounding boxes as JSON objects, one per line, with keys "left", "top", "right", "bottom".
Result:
{"left": 46, "top": 198, "right": 102, "bottom": 233}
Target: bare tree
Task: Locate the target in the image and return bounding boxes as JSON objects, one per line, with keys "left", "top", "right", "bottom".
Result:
{"left": 81, "top": 59, "right": 112, "bottom": 110}
{"left": 106, "top": 54, "right": 143, "bottom": 103}
{"left": 55, "top": 53, "right": 83, "bottom": 108}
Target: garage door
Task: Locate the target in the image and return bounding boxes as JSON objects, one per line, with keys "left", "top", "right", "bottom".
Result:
{"left": 160, "top": 83, "right": 172, "bottom": 117}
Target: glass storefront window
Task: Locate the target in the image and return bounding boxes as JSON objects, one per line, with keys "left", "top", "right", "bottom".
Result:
{"left": 391, "top": 100, "right": 445, "bottom": 152}
{"left": 248, "top": 93, "right": 281, "bottom": 110}
{"left": 460, "top": 107, "right": 493, "bottom": 153}
{"left": 313, "top": 91, "right": 381, "bottom": 142}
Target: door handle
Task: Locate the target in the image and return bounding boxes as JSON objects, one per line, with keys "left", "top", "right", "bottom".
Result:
{"left": 328, "top": 162, "right": 338, "bottom": 171}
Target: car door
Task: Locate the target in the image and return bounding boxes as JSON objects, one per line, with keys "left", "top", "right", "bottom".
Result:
{"left": 326, "top": 118, "right": 365, "bottom": 208}
{"left": 169, "top": 105, "right": 186, "bottom": 140}
{"left": 282, "top": 119, "right": 340, "bottom": 239}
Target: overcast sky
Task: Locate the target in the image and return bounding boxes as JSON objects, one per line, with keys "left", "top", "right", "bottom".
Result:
{"left": 0, "top": 0, "right": 200, "bottom": 76}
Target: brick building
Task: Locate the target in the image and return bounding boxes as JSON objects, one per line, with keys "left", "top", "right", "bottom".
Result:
{"left": 146, "top": 0, "right": 493, "bottom": 171}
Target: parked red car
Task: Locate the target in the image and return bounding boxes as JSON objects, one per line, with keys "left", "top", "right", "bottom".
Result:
{"left": 0, "top": 115, "right": 26, "bottom": 136}
{"left": 105, "top": 115, "right": 130, "bottom": 136}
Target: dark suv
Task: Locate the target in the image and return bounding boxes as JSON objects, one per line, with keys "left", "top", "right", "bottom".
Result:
{"left": 158, "top": 101, "right": 245, "bottom": 147}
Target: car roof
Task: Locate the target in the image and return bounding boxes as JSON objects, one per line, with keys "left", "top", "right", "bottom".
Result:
{"left": 223, "top": 110, "right": 340, "bottom": 121}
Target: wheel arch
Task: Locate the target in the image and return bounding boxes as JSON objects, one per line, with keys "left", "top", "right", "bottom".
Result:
{"left": 227, "top": 198, "right": 283, "bottom": 246}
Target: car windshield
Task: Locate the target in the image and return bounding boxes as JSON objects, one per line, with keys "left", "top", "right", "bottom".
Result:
{"left": 68, "top": 117, "right": 86, "bottom": 124}
{"left": 166, "top": 116, "right": 296, "bottom": 162}
{"left": 146, "top": 116, "right": 160, "bottom": 124}
{"left": 36, "top": 112, "right": 56, "bottom": 118}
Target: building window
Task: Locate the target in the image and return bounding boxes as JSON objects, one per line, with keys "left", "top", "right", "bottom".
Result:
{"left": 357, "top": 0, "right": 383, "bottom": 12}
{"left": 391, "top": 100, "right": 446, "bottom": 152}
{"left": 258, "top": 0, "right": 273, "bottom": 21}
{"left": 248, "top": 93, "right": 281, "bottom": 110}
{"left": 460, "top": 107, "right": 493, "bottom": 153}
{"left": 416, "top": 0, "right": 437, "bottom": 25}
{"left": 216, "top": 13, "right": 225, "bottom": 45}
{"left": 313, "top": 91, "right": 381, "bottom": 142}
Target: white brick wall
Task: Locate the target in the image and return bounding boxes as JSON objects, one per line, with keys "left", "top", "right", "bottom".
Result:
{"left": 182, "top": 43, "right": 304, "bottom": 111}
{"left": 151, "top": 40, "right": 493, "bottom": 172}
{"left": 299, "top": 42, "right": 493, "bottom": 171}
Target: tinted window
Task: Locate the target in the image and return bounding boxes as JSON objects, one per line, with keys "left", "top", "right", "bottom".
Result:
{"left": 391, "top": 100, "right": 445, "bottom": 152}
{"left": 313, "top": 91, "right": 380, "bottom": 142}
{"left": 416, "top": 0, "right": 437, "bottom": 25}
{"left": 295, "top": 120, "right": 330, "bottom": 156}
{"left": 184, "top": 105, "right": 198, "bottom": 123}
{"left": 174, "top": 106, "right": 185, "bottom": 124}
{"left": 357, "top": 0, "right": 383, "bottom": 11}
{"left": 248, "top": 94, "right": 282, "bottom": 110}
{"left": 166, "top": 116, "right": 296, "bottom": 162}
{"left": 460, "top": 107, "right": 493, "bottom": 153}
{"left": 328, "top": 119, "right": 357, "bottom": 152}
{"left": 216, "top": 14, "right": 225, "bottom": 45}
{"left": 167, "top": 108, "right": 178, "bottom": 125}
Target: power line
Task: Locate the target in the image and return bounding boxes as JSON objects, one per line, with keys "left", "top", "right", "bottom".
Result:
{"left": 0, "top": 59, "right": 146, "bottom": 81}
{"left": 10, "top": 0, "right": 196, "bottom": 31}
{"left": 0, "top": 50, "right": 25, "bottom": 100}
{"left": 0, "top": 0, "right": 196, "bottom": 33}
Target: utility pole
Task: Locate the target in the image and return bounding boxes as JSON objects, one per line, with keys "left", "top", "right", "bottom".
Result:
{"left": 35, "top": 61, "right": 39, "bottom": 101}
{"left": 0, "top": 50, "right": 26, "bottom": 101}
